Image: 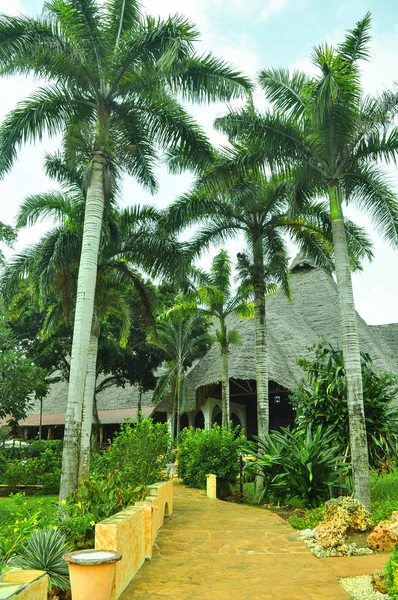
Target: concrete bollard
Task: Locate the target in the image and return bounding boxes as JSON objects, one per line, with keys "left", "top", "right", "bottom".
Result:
{"left": 206, "top": 473, "right": 217, "bottom": 499}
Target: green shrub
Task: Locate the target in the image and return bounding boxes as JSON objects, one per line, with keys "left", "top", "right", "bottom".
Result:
{"left": 288, "top": 507, "right": 325, "bottom": 530}
{"left": 0, "top": 451, "right": 7, "bottom": 480}
{"left": 371, "top": 499, "right": 398, "bottom": 525}
{"left": 10, "top": 528, "right": 70, "bottom": 591}
{"left": 39, "top": 470, "right": 61, "bottom": 495}
{"left": 60, "top": 471, "right": 147, "bottom": 548}
{"left": 385, "top": 545, "right": 398, "bottom": 599}
{"left": 291, "top": 342, "right": 398, "bottom": 469}
{"left": 177, "top": 425, "right": 244, "bottom": 498}
{"left": 242, "top": 426, "right": 346, "bottom": 507}
{"left": 94, "top": 419, "right": 170, "bottom": 487}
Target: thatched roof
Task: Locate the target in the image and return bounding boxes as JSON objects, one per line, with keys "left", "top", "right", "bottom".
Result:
{"left": 177, "top": 256, "right": 398, "bottom": 413}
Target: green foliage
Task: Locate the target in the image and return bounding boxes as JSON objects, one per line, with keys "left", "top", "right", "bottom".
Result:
{"left": 10, "top": 528, "right": 70, "bottom": 591}
{"left": 177, "top": 425, "right": 244, "bottom": 497}
{"left": 2, "top": 445, "right": 62, "bottom": 494}
{"left": 0, "top": 512, "right": 39, "bottom": 564}
{"left": 242, "top": 426, "right": 346, "bottom": 508}
{"left": 385, "top": 545, "right": 398, "bottom": 599}
{"left": 291, "top": 342, "right": 398, "bottom": 469}
{"left": 94, "top": 419, "right": 171, "bottom": 487}
{"left": 0, "top": 319, "right": 48, "bottom": 420}
{"left": 60, "top": 473, "right": 147, "bottom": 548}
{"left": 288, "top": 507, "right": 325, "bottom": 530}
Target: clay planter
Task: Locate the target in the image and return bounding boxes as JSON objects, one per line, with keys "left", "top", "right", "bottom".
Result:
{"left": 63, "top": 549, "right": 122, "bottom": 600}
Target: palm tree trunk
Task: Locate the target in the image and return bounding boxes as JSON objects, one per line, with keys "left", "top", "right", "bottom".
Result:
{"left": 221, "top": 344, "right": 230, "bottom": 428}
{"left": 329, "top": 184, "right": 370, "bottom": 509}
{"left": 253, "top": 236, "right": 268, "bottom": 438}
{"left": 59, "top": 106, "right": 110, "bottom": 501}
{"left": 78, "top": 330, "right": 99, "bottom": 481}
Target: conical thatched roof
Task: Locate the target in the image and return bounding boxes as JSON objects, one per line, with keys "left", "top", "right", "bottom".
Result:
{"left": 176, "top": 256, "right": 398, "bottom": 413}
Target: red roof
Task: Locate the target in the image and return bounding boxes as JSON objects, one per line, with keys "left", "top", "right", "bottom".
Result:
{"left": 0, "top": 407, "right": 154, "bottom": 427}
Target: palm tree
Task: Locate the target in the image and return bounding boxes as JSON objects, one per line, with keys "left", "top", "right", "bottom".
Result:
{"left": 1, "top": 156, "right": 186, "bottom": 480}
{"left": 165, "top": 168, "right": 371, "bottom": 438}
{"left": 0, "top": 0, "right": 251, "bottom": 498}
{"left": 170, "top": 250, "right": 253, "bottom": 427}
{"left": 212, "top": 13, "right": 398, "bottom": 507}
{"left": 151, "top": 313, "right": 209, "bottom": 439}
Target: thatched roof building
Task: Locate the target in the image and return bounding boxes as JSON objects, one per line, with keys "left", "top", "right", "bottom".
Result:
{"left": 4, "top": 254, "right": 397, "bottom": 439}
{"left": 167, "top": 255, "right": 398, "bottom": 435}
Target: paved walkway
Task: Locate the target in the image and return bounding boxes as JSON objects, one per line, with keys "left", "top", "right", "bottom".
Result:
{"left": 120, "top": 484, "right": 390, "bottom": 600}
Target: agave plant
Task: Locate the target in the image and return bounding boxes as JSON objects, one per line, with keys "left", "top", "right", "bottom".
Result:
{"left": 10, "top": 528, "right": 70, "bottom": 591}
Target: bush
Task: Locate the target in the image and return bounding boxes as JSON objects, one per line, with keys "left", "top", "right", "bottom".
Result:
{"left": 10, "top": 528, "right": 70, "bottom": 591}
{"left": 242, "top": 426, "right": 346, "bottom": 507}
{"left": 288, "top": 507, "right": 325, "bottom": 530}
{"left": 60, "top": 471, "right": 147, "bottom": 548}
{"left": 93, "top": 419, "right": 170, "bottom": 487}
{"left": 177, "top": 425, "right": 244, "bottom": 498}
{"left": 291, "top": 342, "right": 398, "bottom": 469}
{"left": 385, "top": 545, "right": 398, "bottom": 599}
{"left": 39, "top": 470, "right": 61, "bottom": 495}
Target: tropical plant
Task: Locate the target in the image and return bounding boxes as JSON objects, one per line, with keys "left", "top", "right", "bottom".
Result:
{"left": 165, "top": 250, "right": 253, "bottom": 427}
{"left": 385, "top": 544, "right": 398, "bottom": 600}
{"left": 214, "top": 13, "right": 398, "bottom": 507}
{"left": 1, "top": 153, "right": 186, "bottom": 480}
{"left": 242, "top": 426, "right": 346, "bottom": 507}
{"left": 164, "top": 165, "right": 371, "bottom": 438}
{"left": 150, "top": 313, "right": 210, "bottom": 439}
{"left": 93, "top": 418, "right": 171, "bottom": 486}
{"left": 177, "top": 424, "right": 244, "bottom": 498}
{"left": 0, "top": 221, "right": 16, "bottom": 265}
{"left": 0, "top": 318, "right": 48, "bottom": 421}
{"left": 291, "top": 341, "right": 398, "bottom": 469}
{"left": 10, "top": 528, "right": 70, "bottom": 591}
{"left": 0, "top": 0, "right": 251, "bottom": 500}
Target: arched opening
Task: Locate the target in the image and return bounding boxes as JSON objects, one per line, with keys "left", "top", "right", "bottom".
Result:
{"left": 231, "top": 412, "right": 241, "bottom": 428}
{"left": 194, "top": 410, "right": 205, "bottom": 429}
{"left": 179, "top": 413, "right": 189, "bottom": 430}
{"left": 164, "top": 501, "right": 170, "bottom": 517}
{"left": 212, "top": 405, "right": 222, "bottom": 426}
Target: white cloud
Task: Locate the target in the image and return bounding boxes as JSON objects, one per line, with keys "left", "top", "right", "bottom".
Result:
{"left": 261, "top": 0, "right": 289, "bottom": 21}
{"left": 2, "top": 1, "right": 24, "bottom": 16}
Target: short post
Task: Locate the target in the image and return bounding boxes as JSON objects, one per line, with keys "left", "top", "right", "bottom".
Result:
{"left": 238, "top": 452, "right": 243, "bottom": 496}
{"left": 206, "top": 473, "right": 217, "bottom": 499}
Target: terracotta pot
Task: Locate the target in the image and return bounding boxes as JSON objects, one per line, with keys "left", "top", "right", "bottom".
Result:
{"left": 63, "top": 549, "right": 122, "bottom": 600}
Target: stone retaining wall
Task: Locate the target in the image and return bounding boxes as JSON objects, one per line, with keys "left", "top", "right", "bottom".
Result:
{"left": 0, "top": 570, "right": 48, "bottom": 600}
{"left": 95, "top": 479, "right": 173, "bottom": 600}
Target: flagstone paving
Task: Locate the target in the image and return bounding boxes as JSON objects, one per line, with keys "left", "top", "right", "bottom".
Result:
{"left": 120, "top": 484, "right": 390, "bottom": 600}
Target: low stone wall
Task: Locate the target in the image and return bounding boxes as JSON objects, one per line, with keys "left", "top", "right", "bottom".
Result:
{"left": 0, "top": 569, "right": 48, "bottom": 600}
{"left": 95, "top": 479, "right": 173, "bottom": 600}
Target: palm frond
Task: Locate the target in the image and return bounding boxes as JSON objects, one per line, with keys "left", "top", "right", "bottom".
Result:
{"left": 259, "top": 68, "right": 310, "bottom": 119}
{"left": 338, "top": 11, "right": 372, "bottom": 65}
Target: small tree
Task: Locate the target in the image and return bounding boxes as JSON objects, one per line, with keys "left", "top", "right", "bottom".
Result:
{"left": 0, "top": 319, "right": 48, "bottom": 421}
{"left": 291, "top": 342, "right": 398, "bottom": 469}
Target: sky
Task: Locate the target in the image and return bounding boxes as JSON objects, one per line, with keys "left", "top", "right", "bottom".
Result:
{"left": 0, "top": 0, "right": 398, "bottom": 324}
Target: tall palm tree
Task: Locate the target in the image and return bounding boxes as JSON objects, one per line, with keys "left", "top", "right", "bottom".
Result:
{"left": 151, "top": 314, "right": 209, "bottom": 439}
{"left": 165, "top": 168, "right": 371, "bottom": 438}
{"left": 212, "top": 14, "right": 398, "bottom": 507}
{"left": 1, "top": 157, "right": 186, "bottom": 480}
{"left": 170, "top": 250, "right": 253, "bottom": 427}
{"left": 0, "top": 0, "right": 251, "bottom": 498}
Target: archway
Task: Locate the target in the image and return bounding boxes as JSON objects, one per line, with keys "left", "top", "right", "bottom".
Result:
{"left": 230, "top": 412, "right": 241, "bottom": 428}
{"left": 179, "top": 413, "right": 189, "bottom": 431}
{"left": 212, "top": 405, "right": 222, "bottom": 426}
{"left": 194, "top": 410, "right": 205, "bottom": 429}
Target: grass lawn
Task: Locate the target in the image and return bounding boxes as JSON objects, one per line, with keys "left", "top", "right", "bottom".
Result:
{"left": 0, "top": 494, "right": 59, "bottom": 528}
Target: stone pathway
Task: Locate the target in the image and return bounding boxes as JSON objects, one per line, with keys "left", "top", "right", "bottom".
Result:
{"left": 120, "top": 484, "right": 390, "bottom": 600}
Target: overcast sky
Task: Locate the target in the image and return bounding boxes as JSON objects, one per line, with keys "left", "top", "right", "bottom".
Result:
{"left": 0, "top": 0, "right": 397, "bottom": 324}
